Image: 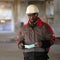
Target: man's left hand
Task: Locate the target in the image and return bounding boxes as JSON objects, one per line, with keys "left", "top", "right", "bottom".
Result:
{"left": 35, "top": 41, "right": 42, "bottom": 48}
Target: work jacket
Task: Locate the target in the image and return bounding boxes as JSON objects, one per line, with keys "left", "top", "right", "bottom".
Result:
{"left": 16, "top": 17, "right": 55, "bottom": 53}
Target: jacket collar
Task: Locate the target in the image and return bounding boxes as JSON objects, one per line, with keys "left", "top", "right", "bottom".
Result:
{"left": 24, "top": 17, "right": 43, "bottom": 27}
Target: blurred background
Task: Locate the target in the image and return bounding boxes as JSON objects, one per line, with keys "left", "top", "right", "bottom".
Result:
{"left": 0, "top": 0, "right": 60, "bottom": 60}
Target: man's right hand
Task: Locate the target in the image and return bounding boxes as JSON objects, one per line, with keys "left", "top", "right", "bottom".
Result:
{"left": 18, "top": 43, "right": 24, "bottom": 49}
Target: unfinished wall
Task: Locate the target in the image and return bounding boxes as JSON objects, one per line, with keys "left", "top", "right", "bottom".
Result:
{"left": 51, "top": 0, "right": 60, "bottom": 37}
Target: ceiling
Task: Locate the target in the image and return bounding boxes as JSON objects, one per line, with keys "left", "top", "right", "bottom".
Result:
{"left": 20, "top": 0, "right": 45, "bottom": 1}
{"left": 0, "top": 0, "right": 14, "bottom": 2}
{"left": 0, "top": 0, "right": 45, "bottom": 2}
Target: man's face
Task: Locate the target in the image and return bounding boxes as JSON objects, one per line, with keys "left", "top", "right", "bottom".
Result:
{"left": 27, "top": 13, "right": 38, "bottom": 23}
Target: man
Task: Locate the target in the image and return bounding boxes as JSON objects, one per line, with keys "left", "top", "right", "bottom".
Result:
{"left": 16, "top": 5, "right": 55, "bottom": 60}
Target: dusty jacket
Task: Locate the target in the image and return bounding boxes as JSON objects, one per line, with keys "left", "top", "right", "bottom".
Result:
{"left": 16, "top": 17, "right": 55, "bottom": 52}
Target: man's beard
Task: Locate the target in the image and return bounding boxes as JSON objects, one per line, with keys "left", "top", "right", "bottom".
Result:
{"left": 29, "top": 19, "right": 38, "bottom": 28}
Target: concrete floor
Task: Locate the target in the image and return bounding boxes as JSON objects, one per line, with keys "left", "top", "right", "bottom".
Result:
{"left": 0, "top": 42, "right": 60, "bottom": 60}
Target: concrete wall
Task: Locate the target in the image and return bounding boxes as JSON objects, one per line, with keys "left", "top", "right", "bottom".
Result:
{"left": 51, "top": 0, "right": 60, "bottom": 37}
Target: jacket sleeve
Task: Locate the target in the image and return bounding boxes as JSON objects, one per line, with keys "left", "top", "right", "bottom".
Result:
{"left": 16, "top": 27, "right": 25, "bottom": 48}
{"left": 41, "top": 23, "right": 55, "bottom": 48}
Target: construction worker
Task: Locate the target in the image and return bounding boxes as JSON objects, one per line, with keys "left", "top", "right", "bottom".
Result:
{"left": 16, "top": 4, "right": 55, "bottom": 60}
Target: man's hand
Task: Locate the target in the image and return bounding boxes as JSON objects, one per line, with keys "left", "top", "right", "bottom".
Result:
{"left": 18, "top": 43, "right": 24, "bottom": 49}
{"left": 35, "top": 41, "right": 42, "bottom": 48}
